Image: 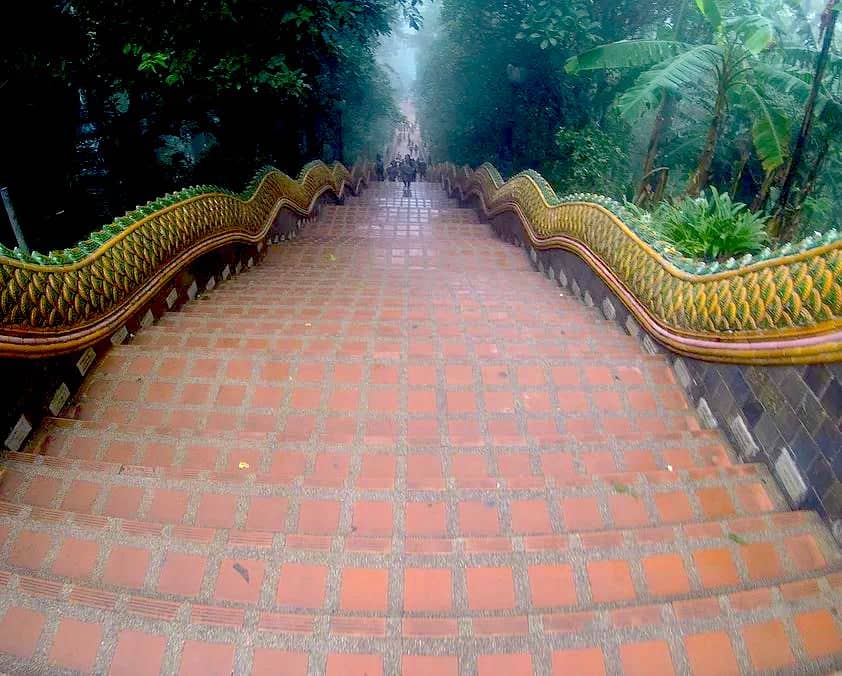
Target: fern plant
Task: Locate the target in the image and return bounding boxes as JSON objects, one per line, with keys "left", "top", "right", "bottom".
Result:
{"left": 649, "top": 188, "right": 769, "bottom": 260}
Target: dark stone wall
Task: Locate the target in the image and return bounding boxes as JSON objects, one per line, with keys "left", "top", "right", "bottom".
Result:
{"left": 481, "top": 206, "right": 842, "bottom": 543}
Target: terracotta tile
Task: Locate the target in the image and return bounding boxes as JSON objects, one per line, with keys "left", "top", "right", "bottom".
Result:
{"left": 245, "top": 496, "right": 289, "bottom": 531}
{"left": 446, "top": 390, "right": 476, "bottom": 413}
{"left": 340, "top": 568, "right": 389, "bottom": 611}
{"left": 466, "top": 568, "right": 516, "bottom": 610}
{"left": 48, "top": 618, "right": 102, "bottom": 672}
{"left": 103, "top": 545, "right": 150, "bottom": 589}
{"left": 404, "top": 568, "right": 452, "bottom": 611}
{"left": 741, "top": 542, "right": 783, "bottom": 581}
{"left": 528, "top": 564, "right": 577, "bottom": 607}
{"left": 368, "top": 388, "right": 400, "bottom": 413}
{"left": 179, "top": 640, "right": 234, "bottom": 676}
{"left": 0, "top": 607, "right": 45, "bottom": 658}
{"left": 352, "top": 501, "right": 393, "bottom": 536}
{"left": 23, "top": 476, "right": 61, "bottom": 507}
{"left": 449, "top": 419, "right": 484, "bottom": 446}
{"left": 326, "top": 654, "right": 382, "bottom": 676}
{"left": 561, "top": 496, "right": 603, "bottom": 531}
{"left": 371, "top": 364, "right": 400, "bottom": 384}
{"left": 683, "top": 632, "right": 739, "bottom": 675}
{"left": 276, "top": 563, "right": 328, "bottom": 608}
{"left": 61, "top": 480, "right": 101, "bottom": 513}
{"left": 476, "top": 653, "right": 532, "bottom": 676}
{"left": 619, "top": 640, "right": 675, "bottom": 676}
{"left": 609, "top": 494, "right": 649, "bottom": 528}
{"left": 458, "top": 501, "right": 500, "bottom": 535}
{"left": 693, "top": 548, "right": 739, "bottom": 589}
{"left": 291, "top": 387, "right": 321, "bottom": 409}
{"left": 296, "top": 363, "right": 325, "bottom": 383}
{"left": 252, "top": 649, "right": 308, "bottom": 676}
{"left": 280, "top": 415, "right": 316, "bottom": 441}
{"left": 147, "top": 489, "right": 189, "bottom": 524}
{"left": 697, "top": 487, "right": 735, "bottom": 519}
{"left": 643, "top": 554, "right": 690, "bottom": 597}
{"left": 587, "top": 560, "right": 636, "bottom": 603}
{"left": 333, "top": 364, "right": 363, "bottom": 384}
{"left": 214, "top": 558, "right": 265, "bottom": 603}
{"left": 195, "top": 493, "right": 238, "bottom": 528}
{"left": 111, "top": 630, "right": 168, "bottom": 676}
{"left": 742, "top": 620, "right": 795, "bottom": 671}
{"left": 511, "top": 499, "right": 552, "bottom": 534}
{"left": 9, "top": 530, "right": 52, "bottom": 570}
{"left": 103, "top": 486, "right": 144, "bottom": 519}
{"left": 794, "top": 609, "right": 842, "bottom": 659}
{"left": 147, "top": 382, "right": 176, "bottom": 403}
{"left": 785, "top": 534, "right": 826, "bottom": 571}
{"left": 654, "top": 492, "right": 694, "bottom": 523}
{"left": 483, "top": 390, "right": 514, "bottom": 413}
{"left": 298, "top": 500, "right": 340, "bottom": 535}
{"left": 551, "top": 647, "right": 607, "bottom": 676}
{"left": 408, "top": 390, "right": 437, "bottom": 413}
{"left": 51, "top": 538, "right": 99, "bottom": 579}
{"left": 407, "top": 418, "right": 440, "bottom": 445}
{"left": 181, "top": 383, "right": 211, "bottom": 405}
{"left": 329, "top": 388, "right": 359, "bottom": 411}
{"left": 449, "top": 453, "right": 485, "bottom": 479}
{"left": 216, "top": 384, "right": 246, "bottom": 406}
{"left": 402, "top": 655, "right": 458, "bottom": 676}
{"left": 157, "top": 552, "right": 207, "bottom": 596}
{"left": 445, "top": 365, "right": 473, "bottom": 385}
{"left": 482, "top": 365, "right": 511, "bottom": 385}
{"left": 408, "top": 365, "right": 436, "bottom": 385}
{"left": 323, "top": 416, "right": 356, "bottom": 443}
{"left": 406, "top": 501, "right": 447, "bottom": 536}
{"left": 183, "top": 445, "right": 218, "bottom": 469}
{"left": 252, "top": 385, "right": 283, "bottom": 408}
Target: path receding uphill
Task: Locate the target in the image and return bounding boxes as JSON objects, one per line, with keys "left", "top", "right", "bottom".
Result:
{"left": 0, "top": 180, "right": 840, "bottom": 675}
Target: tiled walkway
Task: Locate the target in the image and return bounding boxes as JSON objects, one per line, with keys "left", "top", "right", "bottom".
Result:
{"left": 0, "top": 181, "right": 840, "bottom": 674}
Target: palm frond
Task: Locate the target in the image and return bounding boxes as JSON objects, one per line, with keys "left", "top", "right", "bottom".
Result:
{"left": 725, "top": 15, "right": 778, "bottom": 54}
{"left": 616, "top": 45, "right": 722, "bottom": 120}
{"left": 565, "top": 40, "right": 692, "bottom": 74}
{"left": 734, "top": 83, "right": 790, "bottom": 172}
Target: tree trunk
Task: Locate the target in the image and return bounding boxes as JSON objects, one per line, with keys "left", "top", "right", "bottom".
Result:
{"left": 686, "top": 84, "right": 727, "bottom": 196}
{"left": 751, "top": 169, "right": 777, "bottom": 212}
{"left": 636, "top": 0, "right": 689, "bottom": 197}
{"left": 771, "top": 0, "right": 838, "bottom": 236}
{"left": 637, "top": 95, "right": 674, "bottom": 197}
{"left": 795, "top": 133, "right": 832, "bottom": 209}
{"left": 778, "top": 132, "right": 833, "bottom": 240}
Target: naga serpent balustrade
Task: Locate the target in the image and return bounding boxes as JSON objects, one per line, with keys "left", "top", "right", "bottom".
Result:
{"left": 0, "top": 160, "right": 369, "bottom": 358}
{"left": 434, "top": 162, "right": 842, "bottom": 365}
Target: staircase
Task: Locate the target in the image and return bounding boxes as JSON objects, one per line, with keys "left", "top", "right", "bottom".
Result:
{"left": 0, "top": 180, "right": 840, "bottom": 675}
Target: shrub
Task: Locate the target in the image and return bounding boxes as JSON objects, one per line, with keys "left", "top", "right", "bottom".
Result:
{"left": 648, "top": 188, "right": 769, "bottom": 261}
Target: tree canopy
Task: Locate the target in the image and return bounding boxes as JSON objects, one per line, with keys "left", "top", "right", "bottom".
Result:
{"left": 417, "top": 0, "right": 841, "bottom": 245}
{"left": 0, "top": 0, "right": 419, "bottom": 250}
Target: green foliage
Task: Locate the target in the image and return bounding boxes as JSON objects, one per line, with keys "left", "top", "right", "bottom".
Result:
{"left": 0, "top": 0, "right": 417, "bottom": 249}
{"left": 647, "top": 188, "right": 769, "bottom": 260}
{"left": 542, "top": 121, "right": 631, "bottom": 196}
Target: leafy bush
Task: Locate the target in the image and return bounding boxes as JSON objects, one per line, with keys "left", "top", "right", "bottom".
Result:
{"left": 542, "top": 121, "right": 631, "bottom": 197}
{"left": 647, "top": 188, "right": 769, "bottom": 261}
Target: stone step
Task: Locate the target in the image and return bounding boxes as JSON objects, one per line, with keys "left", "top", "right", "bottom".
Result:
{"left": 0, "top": 502, "right": 835, "bottom": 615}
{"left": 0, "top": 566, "right": 839, "bottom": 674}
{"left": 1, "top": 454, "right": 780, "bottom": 533}
{"left": 0, "top": 451, "right": 786, "bottom": 533}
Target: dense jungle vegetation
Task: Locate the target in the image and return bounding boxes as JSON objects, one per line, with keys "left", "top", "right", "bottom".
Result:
{"left": 0, "top": 0, "right": 420, "bottom": 252}
{"left": 2, "top": 1, "right": 839, "bottom": 261}
{"left": 417, "top": 0, "right": 841, "bottom": 254}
